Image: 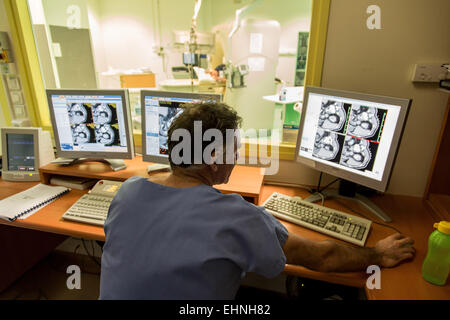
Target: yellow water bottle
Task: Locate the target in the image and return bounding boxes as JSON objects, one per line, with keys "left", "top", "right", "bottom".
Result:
{"left": 421, "top": 221, "right": 450, "bottom": 286}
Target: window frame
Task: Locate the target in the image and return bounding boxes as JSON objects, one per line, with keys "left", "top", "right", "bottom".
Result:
{"left": 6, "top": 0, "right": 330, "bottom": 159}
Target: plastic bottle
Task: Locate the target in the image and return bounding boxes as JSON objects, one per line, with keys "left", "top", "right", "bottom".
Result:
{"left": 279, "top": 84, "right": 287, "bottom": 101}
{"left": 422, "top": 221, "right": 450, "bottom": 286}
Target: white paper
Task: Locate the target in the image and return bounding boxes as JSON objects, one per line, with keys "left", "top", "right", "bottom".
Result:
{"left": 0, "top": 184, "right": 69, "bottom": 221}
{"left": 248, "top": 57, "right": 265, "bottom": 72}
{"left": 17, "top": 197, "right": 59, "bottom": 220}
{"left": 249, "top": 33, "right": 263, "bottom": 54}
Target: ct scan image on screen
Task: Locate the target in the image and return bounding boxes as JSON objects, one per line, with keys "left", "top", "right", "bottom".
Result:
{"left": 145, "top": 97, "right": 199, "bottom": 158}
{"left": 313, "top": 128, "right": 344, "bottom": 163}
{"left": 312, "top": 99, "right": 387, "bottom": 172}
{"left": 300, "top": 91, "right": 401, "bottom": 182}
{"left": 143, "top": 92, "right": 221, "bottom": 162}
{"left": 157, "top": 102, "right": 184, "bottom": 155}
{"left": 347, "top": 105, "right": 387, "bottom": 142}
{"left": 339, "top": 135, "right": 379, "bottom": 172}
{"left": 67, "top": 102, "right": 121, "bottom": 147}
{"left": 318, "top": 100, "right": 351, "bottom": 134}
{"left": 50, "top": 94, "right": 128, "bottom": 153}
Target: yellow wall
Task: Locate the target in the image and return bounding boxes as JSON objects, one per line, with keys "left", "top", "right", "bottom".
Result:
{"left": 3, "top": 0, "right": 51, "bottom": 129}
{"left": 0, "top": 0, "right": 12, "bottom": 126}
{"left": 267, "top": 0, "right": 450, "bottom": 197}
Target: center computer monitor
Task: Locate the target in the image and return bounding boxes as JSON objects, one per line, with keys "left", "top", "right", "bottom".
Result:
{"left": 295, "top": 86, "right": 411, "bottom": 221}
{"left": 141, "top": 91, "right": 221, "bottom": 166}
{"left": 46, "top": 89, "right": 134, "bottom": 171}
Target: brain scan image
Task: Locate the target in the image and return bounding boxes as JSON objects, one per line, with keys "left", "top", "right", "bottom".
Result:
{"left": 339, "top": 136, "right": 373, "bottom": 170}
{"left": 71, "top": 124, "right": 95, "bottom": 145}
{"left": 348, "top": 106, "right": 380, "bottom": 139}
{"left": 159, "top": 107, "right": 183, "bottom": 154}
{"left": 313, "top": 129, "right": 342, "bottom": 161}
{"left": 95, "top": 124, "right": 119, "bottom": 146}
{"left": 318, "top": 100, "right": 348, "bottom": 133}
{"left": 92, "top": 103, "right": 116, "bottom": 125}
{"left": 68, "top": 103, "right": 92, "bottom": 125}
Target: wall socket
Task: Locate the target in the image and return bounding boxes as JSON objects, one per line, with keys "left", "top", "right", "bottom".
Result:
{"left": 412, "top": 63, "right": 448, "bottom": 83}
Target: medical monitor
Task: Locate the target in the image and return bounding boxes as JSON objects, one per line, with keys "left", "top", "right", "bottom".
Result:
{"left": 46, "top": 89, "right": 134, "bottom": 168}
{"left": 141, "top": 90, "right": 221, "bottom": 165}
{"left": 1, "top": 127, "right": 54, "bottom": 181}
{"left": 296, "top": 86, "right": 410, "bottom": 192}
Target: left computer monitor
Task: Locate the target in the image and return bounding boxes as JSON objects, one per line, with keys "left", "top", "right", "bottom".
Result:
{"left": 1, "top": 127, "right": 54, "bottom": 181}
{"left": 46, "top": 89, "right": 134, "bottom": 171}
{"left": 141, "top": 90, "right": 221, "bottom": 166}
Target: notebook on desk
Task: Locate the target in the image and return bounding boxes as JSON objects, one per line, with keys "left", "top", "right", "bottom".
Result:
{"left": 0, "top": 184, "right": 70, "bottom": 221}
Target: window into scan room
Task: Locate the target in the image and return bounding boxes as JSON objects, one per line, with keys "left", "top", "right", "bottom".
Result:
{"left": 28, "top": 0, "right": 312, "bottom": 143}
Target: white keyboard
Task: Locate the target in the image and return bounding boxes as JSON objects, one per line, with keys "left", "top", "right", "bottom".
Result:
{"left": 263, "top": 192, "right": 372, "bottom": 246}
{"left": 62, "top": 194, "right": 112, "bottom": 226}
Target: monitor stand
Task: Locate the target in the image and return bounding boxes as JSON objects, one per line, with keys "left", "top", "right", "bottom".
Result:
{"left": 51, "top": 158, "right": 127, "bottom": 172}
{"left": 147, "top": 163, "right": 170, "bottom": 174}
{"left": 303, "top": 180, "right": 392, "bottom": 222}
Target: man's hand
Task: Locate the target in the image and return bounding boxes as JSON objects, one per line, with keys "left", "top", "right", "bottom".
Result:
{"left": 374, "top": 233, "right": 415, "bottom": 268}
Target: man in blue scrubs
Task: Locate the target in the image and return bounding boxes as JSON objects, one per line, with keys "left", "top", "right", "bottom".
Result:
{"left": 100, "top": 103, "right": 415, "bottom": 300}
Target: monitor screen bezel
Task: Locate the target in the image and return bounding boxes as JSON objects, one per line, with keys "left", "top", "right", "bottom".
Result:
{"left": 295, "top": 86, "right": 411, "bottom": 192}
{"left": 46, "top": 89, "right": 134, "bottom": 160}
{"left": 140, "top": 90, "right": 222, "bottom": 164}
{"left": 1, "top": 127, "right": 40, "bottom": 175}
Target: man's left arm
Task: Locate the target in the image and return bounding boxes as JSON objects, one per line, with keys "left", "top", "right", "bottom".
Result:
{"left": 282, "top": 232, "right": 415, "bottom": 273}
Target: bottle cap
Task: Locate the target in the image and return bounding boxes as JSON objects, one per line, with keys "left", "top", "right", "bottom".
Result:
{"left": 433, "top": 221, "right": 450, "bottom": 235}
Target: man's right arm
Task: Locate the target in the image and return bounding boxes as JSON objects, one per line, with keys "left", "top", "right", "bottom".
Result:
{"left": 282, "top": 232, "right": 415, "bottom": 273}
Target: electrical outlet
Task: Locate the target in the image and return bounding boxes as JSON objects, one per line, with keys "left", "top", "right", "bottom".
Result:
{"left": 412, "top": 64, "right": 448, "bottom": 83}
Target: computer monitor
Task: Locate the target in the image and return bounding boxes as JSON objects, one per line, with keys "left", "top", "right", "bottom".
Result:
{"left": 46, "top": 89, "right": 134, "bottom": 171}
{"left": 141, "top": 90, "right": 221, "bottom": 169}
{"left": 1, "top": 127, "right": 54, "bottom": 181}
{"left": 295, "top": 86, "right": 411, "bottom": 221}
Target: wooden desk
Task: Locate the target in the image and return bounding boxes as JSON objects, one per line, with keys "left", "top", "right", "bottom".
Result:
{"left": 0, "top": 180, "right": 68, "bottom": 291}
{"left": 261, "top": 185, "right": 450, "bottom": 300}
{"left": 0, "top": 180, "right": 103, "bottom": 240}
{"left": 0, "top": 159, "right": 264, "bottom": 241}
{"left": 0, "top": 173, "right": 448, "bottom": 299}
{"left": 39, "top": 157, "right": 265, "bottom": 204}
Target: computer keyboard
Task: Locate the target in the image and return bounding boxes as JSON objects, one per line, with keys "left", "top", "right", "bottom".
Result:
{"left": 263, "top": 192, "right": 372, "bottom": 246}
{"left": 62, "top": 194, "right": 111, "bottom": 226}
{"left": 62, "top": 179, "right": 122, "bottom": 226}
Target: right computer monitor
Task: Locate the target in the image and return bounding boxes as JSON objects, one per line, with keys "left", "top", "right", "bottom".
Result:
{"left": 141, "top": 90, "right": 222, "bottom": 165}
{"left": 296, "top": 86, "right": 411, "bottom": 193}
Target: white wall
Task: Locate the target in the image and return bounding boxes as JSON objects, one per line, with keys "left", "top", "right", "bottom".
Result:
{"left": 90, "top": 0, "right": 204, "bottom": 87}
{"left": 208, "top": 0, "right": 312, "bottom": 85}
{"left": 28, "top": 0, "right": 47, "bottom": 25}
{"left": 86, "top": 0, "right": 106, "bottom": 87}
{"left": 84, "top": 0, "right": 311, "bottom": 88}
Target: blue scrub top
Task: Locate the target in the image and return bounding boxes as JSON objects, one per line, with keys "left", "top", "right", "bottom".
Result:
{"left": 100, "top": 176, "right": 288, "bottom": 300}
